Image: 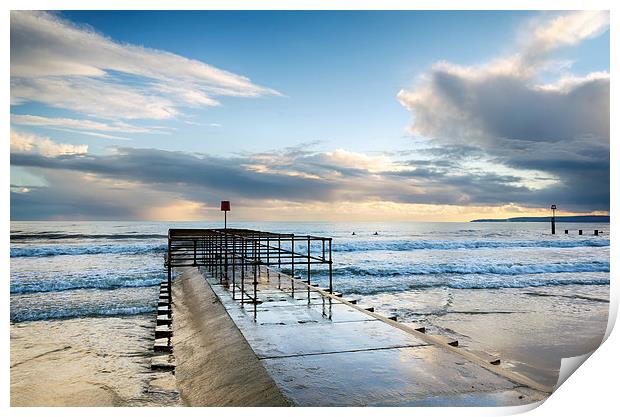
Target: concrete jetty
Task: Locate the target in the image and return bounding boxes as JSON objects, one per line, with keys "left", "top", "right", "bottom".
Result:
{"left": 163, "top": 228, "right": 550, "bottom": 406}
{"left": 172, "top": 267, "right": 289, "bottom": 406}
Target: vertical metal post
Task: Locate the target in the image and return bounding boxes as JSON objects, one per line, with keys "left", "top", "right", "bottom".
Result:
{"left": 232, "top": 235, "right": 236, "bottom": 300}
{"left": 241, "top": 238, "right": 245, "bottom": 305}
{"left": 253, "top": 240, "right": 258, "bottom": 305}
{"left": 328, "top": 238, "right": 333, "bottom": 294}
{"left": 225, "top": 233, "right": 229, "bottom": 282}
{"left": 307, "top": 236, "right": 311, "bottom": 303}
{"left": 266, "top": 235, "right": 270, "bottom": 282}
{"left": 193, "top": 239, "right": 197, "bottom": 266}
{"left": 291, "top": 235, "right": 295, "bottom": 298}
{"left": 167, "top": 236, "right": 172, "bottom": 318}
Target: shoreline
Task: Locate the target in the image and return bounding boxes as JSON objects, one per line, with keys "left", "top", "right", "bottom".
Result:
{"left": 10, "top": 314, "right": 179, "bottom": 407}
{"left": 10, "top": 280, "right": 608, "bottom": 406}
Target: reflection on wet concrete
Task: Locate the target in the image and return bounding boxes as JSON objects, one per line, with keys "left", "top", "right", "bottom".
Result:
{"left": 357, "top": 285, "right": 608, "bottom": 387}
{"left": 201, "top": 266, "right": 548, "bottom": 406}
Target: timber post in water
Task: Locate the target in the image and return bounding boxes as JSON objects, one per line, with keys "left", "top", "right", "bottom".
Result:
{"left": 550, "top": 204, "right": 556, "bottom": 235}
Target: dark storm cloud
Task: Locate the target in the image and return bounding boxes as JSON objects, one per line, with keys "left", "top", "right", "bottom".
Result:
{"left": 11, "top": 140, "right": 605, "bottom": 220}
{"left": 11, "top": 148, "right": 337, "bottom": 202}
{"left": 397, "top": 21, "right": 610, "bottom": 213}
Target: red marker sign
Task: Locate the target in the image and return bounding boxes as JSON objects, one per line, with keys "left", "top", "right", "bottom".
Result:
{"left": 221, "top": 201, "right": 231, "bottom": 229}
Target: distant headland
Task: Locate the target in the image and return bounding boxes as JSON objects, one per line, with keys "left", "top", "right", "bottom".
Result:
{"left": 471, "top": 215, "right": 610, "bottom": 223}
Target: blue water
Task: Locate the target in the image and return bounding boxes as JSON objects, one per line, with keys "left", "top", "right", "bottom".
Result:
{"left": 10, "top": 221, "right": 610, "bottom": 322}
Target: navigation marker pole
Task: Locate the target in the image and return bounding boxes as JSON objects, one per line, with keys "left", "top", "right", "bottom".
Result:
{"left": 221, "top": 200, "right": 231, "bottom": 229}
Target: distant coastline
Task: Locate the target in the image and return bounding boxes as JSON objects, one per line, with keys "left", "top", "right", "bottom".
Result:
{"left": 471, "top": 215, "right": 610, "bottom": 223}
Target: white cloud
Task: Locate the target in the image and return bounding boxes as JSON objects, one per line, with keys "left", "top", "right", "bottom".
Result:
{"left": 534, "top": 71, "right": 609, "bottom": 93}
{"left": 10, "top": 114, "right": 155, "bottom": 133}
{"left": 318, "top": 149, "right": 408, "bottom": 173}
{"left": 9, "top": 113, "right": 172, "bottom": 140}
{"left": 522, "top": 11, "right": 610, "bottom": 64}
{"left": 10, "top": 130, "right": 88, "bottom": 157}
{"left": 10, "top": 11, "right": 279, "bottom": 120}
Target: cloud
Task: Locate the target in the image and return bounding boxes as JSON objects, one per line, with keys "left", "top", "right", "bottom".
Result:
{"left": 397, "top": 11, "right": 609, "bottom": 211}
{"left": 10, "top": 130, "right": 88, "bottom": 157}
{"left": 11, "top": 114, "right": 158, "bottom": 134}
{"left": 8, "top": 11, "right": 609, "bottom": 219}
{"left": 10, "top": 113, "right": 173, "bottom": 140}
{"left": 522, "top": 11, "right": 610, "bottom": 64}
{"left": 10, "top": 11, "right": 279, "bottom": 120}
{"left": 10, "top": 139, "right": 606, "bottom": 220}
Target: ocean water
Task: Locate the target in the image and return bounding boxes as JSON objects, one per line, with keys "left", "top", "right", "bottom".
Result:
{"left": 10, "top": 221, "right": 610, "bottom": 322}
{"left": 10, "top": 220, "right": 611, "bottom": 397}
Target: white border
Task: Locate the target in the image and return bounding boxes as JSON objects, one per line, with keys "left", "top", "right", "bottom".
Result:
{"left": 2, "top": 2, "right": 616, "bottom": 416}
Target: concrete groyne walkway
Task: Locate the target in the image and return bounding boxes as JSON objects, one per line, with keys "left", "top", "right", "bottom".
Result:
{"left": 171, "top": 267, "right": 289, "bottom": 406}
{"left": 169, "top": 266, "right": 549, "bottom": 406}
{"left": 160, "top": 228, "right": 550, "bottom": 406}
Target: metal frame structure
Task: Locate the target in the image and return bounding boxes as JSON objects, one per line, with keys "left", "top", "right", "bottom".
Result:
{"left": 165, "top": 228, "right": 333, "bottom": 306}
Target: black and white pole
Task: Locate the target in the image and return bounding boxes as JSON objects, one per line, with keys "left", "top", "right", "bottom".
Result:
{"left": 551, "top": 204, "right": 556, "bottom": 235}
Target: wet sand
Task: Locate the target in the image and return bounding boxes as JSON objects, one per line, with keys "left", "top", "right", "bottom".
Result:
{"left": 10, "top": 315, "right": 179, "bottom": 407}
{"left": 359, "top": 284, "right": 609, "bottom": 387}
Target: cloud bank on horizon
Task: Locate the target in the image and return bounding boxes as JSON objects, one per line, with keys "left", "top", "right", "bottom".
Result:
{"left": 10, "top": 11, "right": 610, "bottom": 221}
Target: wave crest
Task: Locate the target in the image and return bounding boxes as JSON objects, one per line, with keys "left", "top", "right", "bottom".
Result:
{"left": 10, "top": 243, "right": 166, "bottom": 258}
{"left": 333, "top": 239, "right": 609, "bottom": 252}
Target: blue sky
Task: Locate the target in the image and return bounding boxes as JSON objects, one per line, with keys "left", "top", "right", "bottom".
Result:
{"left": 10, "top": 11, "right": 610, "bottom": 220}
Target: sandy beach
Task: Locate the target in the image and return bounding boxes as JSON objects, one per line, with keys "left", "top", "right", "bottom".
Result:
{"left": 10, "top": 315, "right": 178, "bottom": 407}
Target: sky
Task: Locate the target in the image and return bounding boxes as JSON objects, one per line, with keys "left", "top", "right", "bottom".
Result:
{"left": 9, "top": 10, "right": 610, "bottom": 221}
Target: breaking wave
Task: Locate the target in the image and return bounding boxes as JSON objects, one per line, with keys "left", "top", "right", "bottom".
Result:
{"left": 10, "top": 305, "right": 155, "bottom": 322}
{"left": 332, "top": 261, "right": 610, "bottom": 277}
{"left": 333, "top": 239, "right": 609, "bottom": 252}
{"left": 10, "top": 273, "right": 165, "bottom": 294}
{"left": 337, "top": 277, "right": 610, "bottom": 295}
{"left": 11, "top": 232, "right": 167, "bottom": 241}
{"left": 10, "top": 243, "right": 166, "bottom": 258}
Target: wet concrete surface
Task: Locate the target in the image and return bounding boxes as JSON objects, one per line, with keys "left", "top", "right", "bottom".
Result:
{"left": 171, "top": 268, "right": 289, "bottom": 406}
{"left": 197, "top": 265, "right": 549, "bottom": 406}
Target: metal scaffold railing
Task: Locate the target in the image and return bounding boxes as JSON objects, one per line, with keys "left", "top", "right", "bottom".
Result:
{"left": 165, "top": 228, "right": 333, "bottom": 306}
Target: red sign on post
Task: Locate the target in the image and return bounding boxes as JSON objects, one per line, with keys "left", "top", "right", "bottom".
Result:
{"left": 220, "top": 201, "right": 231, "bottom": 211}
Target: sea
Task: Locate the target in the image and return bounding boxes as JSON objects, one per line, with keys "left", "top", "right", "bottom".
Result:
{"left": 9, "top": 220, "right": 611, "bottom": 402}
{"left": 10, "top": 221, "right": 610, "bottom": 323}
